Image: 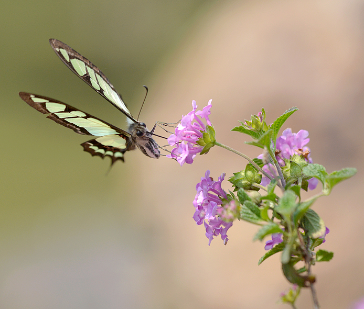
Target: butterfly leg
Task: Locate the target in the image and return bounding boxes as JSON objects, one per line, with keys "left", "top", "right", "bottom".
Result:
{"left": 154, "top": 120, "right": 180, "bottom": 135}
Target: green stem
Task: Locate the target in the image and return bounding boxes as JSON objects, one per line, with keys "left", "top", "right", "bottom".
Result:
{"left": 215, "top": 142, "right": 282, "bottom": 189}
{"left": 304, "top": 192, "right": 325, "bottom": 204}
{"left": 267, "top": 148, "right": 286, "bottom": 188}
{"left": 305, "top": 238, "right": 320, "bottom": 309}
{"left": 252, "top": 184, "right": 268, "bottom": 192}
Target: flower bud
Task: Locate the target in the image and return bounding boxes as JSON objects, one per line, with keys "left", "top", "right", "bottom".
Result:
{"left": 245, "top": 190, "right": 261, "bottom": 204}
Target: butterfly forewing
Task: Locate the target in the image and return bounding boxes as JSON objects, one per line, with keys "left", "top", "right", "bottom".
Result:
{"left": 49, "top": 39, "right": 133, "bottom": 121}
{"left": 19, "top": 92, "right": 130, "bottom": 164}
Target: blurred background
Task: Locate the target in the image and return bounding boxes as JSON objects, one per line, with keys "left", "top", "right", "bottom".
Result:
{"left": 1, "top": 0, "right": 364, "bottom": 308}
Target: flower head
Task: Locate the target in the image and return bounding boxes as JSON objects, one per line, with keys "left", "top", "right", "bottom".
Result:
{"left": 259, "top": 128, "right": 318, "bottom": 190}
{"left": 167, "top": 100, "right": 214, "bottom": 165}
{"left": 193, "top": 170, "right": 234, "bottom": 245}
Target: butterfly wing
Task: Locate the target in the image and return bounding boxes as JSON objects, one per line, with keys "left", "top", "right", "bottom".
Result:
{"left": 19, "top": 92, "right": 131, "bottom": 164}
{"left": 49, "top": 39, "right": 134, "bottom": 124}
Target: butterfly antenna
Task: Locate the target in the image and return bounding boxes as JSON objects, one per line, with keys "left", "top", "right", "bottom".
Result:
{"left": 137, "top": 85, "right": 149, "bottom": 121}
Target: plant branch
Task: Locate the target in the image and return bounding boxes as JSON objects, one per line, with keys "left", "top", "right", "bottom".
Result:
{"left": 252, "top": 183, "right": 268, "bottom": 192}
{"left": 305, "top": 238, "right": 320, "bottom": 309}
{"left": 215, "top": 142, "right": 283, "bottom": 189}
{"left": 267, "top": 147, "right": 286, "bottom": 188}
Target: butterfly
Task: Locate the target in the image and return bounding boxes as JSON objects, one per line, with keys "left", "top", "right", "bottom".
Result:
{"left": 19, "top": 39, "right": 160, "bottom": 165}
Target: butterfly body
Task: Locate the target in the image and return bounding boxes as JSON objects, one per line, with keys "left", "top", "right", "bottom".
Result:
{"left": 128, "top": 121, "right": 160, "bottom": 158}
{"left": 20, "top": 39, "right": 160, "bottom": 164}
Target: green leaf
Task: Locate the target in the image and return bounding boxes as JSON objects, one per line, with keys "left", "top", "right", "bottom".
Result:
{"left": 253, "top": 222, "right": 283, "bottom": 241}
{"left": 293, "top": 197, "right": 318, "bottom": 226}
{"left": 245, "top": 141, "right": 265, "bottom": 149}
{"left": 261, "top": 193, "right": 278, "bottom": 203}
{"left": 290, "top": 161, "right": 303, "bottom": 179}
{"left": 289, "top": 185, "right": 301, "bottom": 200}
{"left": 200, "top": 143, "right": 213, "bottom": 154}
{"left": 301, "top": 179, "right": 309, "bottom": 192}
{"left": 198, "top": 125, "right": 216, "bottom": 154}
{"left": 231, "top": 125, "right": 261, "bottom": 139}
{"left": 237, "top": 188, "right": 251, "bottom": 204}
{"left": 267, "top": 179, "right": 277, "bottom": 194}
{"left": 282, "top": 262, "right": 309, "bottom": 287}
{"left": 252, "top": 158, "right": 264, "bottom": 168}
{"left": 301, "top": 209, "right": 325, "bottom": 238}
{"left": 257, "top": 129, "right": 273, "bottom": 149}
{"left": 271, "top": 107, "right": 298, "bottom": 142}
{"left": 311, "top": 238, "right": 323, "bottom": 249}
{"left": 206, "top": 125, "right": 216, "bottom": 141}
{"left": 261, "top": 180, "right": 278, "bottom": 202}
{"left": 244, "top": 200, "right": 261, "bottom": 218}
{"left": 316, "top": 249, "right": 334, "bottom": 262}
{"left": 240, "top": 202, "right": 263, "bottom": 225}
{"left": 246, "top": 129, "right": 274, "bottom": 150}
{"left": 302, "top": 164, "right": 328, "bottom": 186}
{"left": 258, "top": 242, "right": 285, "bottom": 265}
{"left": 324, "top": 168, "right": 357, "bottom": 194}
{"left": 260, "top": 204, "right": 270, "bottom": 221}
{"left": 297, "top": 266, "right": 307, "bottom": 274}
{"left": 275, "top": 190, "right": 297, "bottom": 221}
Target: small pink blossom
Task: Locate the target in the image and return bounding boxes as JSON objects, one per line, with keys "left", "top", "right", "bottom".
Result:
{"left": 167, "top": 100, "right": 212, "bottom": 165}
{"left": 193, "top": 170, "right": 233, "bottom": 245}
{"left": 259, "top": 128, "right": 317, "bottom": 190}
{"left": 265, "top": 233, "right": 283, "bottom": 250}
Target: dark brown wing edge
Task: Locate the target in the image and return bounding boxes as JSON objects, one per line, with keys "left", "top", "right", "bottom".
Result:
{"left": 81, "top": 139, "right": 127, "bottom": 165}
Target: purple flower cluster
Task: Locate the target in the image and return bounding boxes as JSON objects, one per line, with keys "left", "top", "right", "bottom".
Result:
{"left": 193, "top": 170, "right": 233, "bottom": 245}
{"left": 259, "top": 128, "right": 318, "bottom": 190}
{"left": 167, "top": 100, "right": 212, "bottom": 166}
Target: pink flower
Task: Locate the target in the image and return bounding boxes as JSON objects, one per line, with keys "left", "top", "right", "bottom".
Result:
{"left": 319, "top": 227, "right": 330, "bottom": 243}
{"left": 276, "top": 129, "right": 312, "bottom": 163}
{"left": 265, "top": 233, "right": 283, "bottom": 250}
{"left": 259, "top": 128, "right": 318, "bottom": 190}
{"left": 193, "top": 170, "right": 233, "bottom": 245}
{"left": 167, "top": 100, "right": 212, "bottom": 165}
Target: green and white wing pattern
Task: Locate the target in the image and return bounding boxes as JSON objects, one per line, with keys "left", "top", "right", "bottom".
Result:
{"left": 19, "top": 92, "right": 130, "bottom": 164}
{"left": 49, "top": 39, "right": 133, "bottom": 122}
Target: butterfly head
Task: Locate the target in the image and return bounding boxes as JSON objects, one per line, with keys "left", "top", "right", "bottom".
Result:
{"left": 135, "top": 122, "right": 147, "bottom": 137}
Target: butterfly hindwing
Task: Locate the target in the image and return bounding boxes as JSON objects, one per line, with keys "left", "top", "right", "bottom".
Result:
{"left": 19, "top": 92, "right": 130, "bottom": 164}
{"left": 49, "top": 39, "right": 132, "bottom": 121}
{"left": 82, "top": 136, "right": 131, "bottom": 164}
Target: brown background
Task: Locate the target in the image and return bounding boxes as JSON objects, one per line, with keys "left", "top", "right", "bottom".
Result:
{"left": 1, "top": 0, "right": 363, "bottom": 308}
